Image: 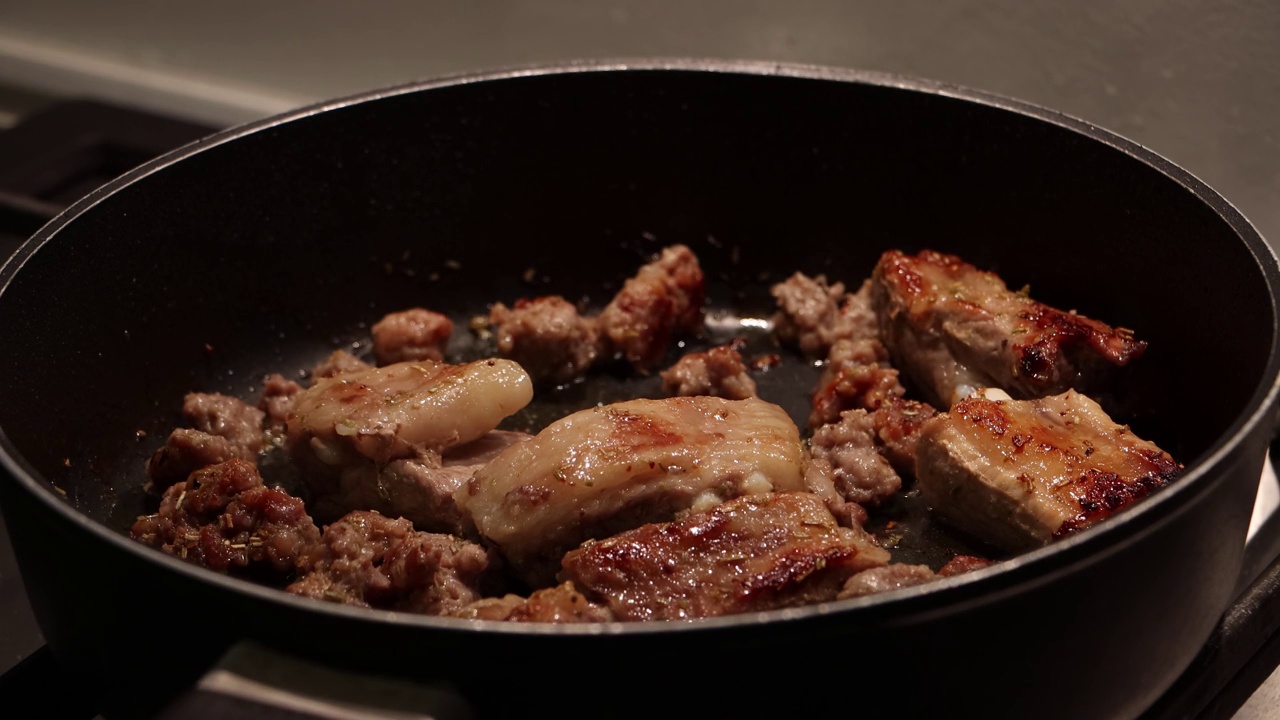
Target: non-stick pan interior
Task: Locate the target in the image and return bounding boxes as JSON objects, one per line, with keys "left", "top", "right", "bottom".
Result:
{"left": 0, "top": 66, "right": 1273, "bottom": 551}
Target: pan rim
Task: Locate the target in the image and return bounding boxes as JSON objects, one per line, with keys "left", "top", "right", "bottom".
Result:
{"left": 1, "top": 57, "right": 1278, "bottom": 636}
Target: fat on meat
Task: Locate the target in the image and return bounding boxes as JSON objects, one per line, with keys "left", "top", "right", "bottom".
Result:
{"left": 914, "top": 389, "right": 1182, "bottom": 551}
{"left": 560, "top": 492, "right": 890, "bottom": 620}
{"left": 286, "top": 358, "right": 533, "bottom": 467}
{"left": 457, "top": 396, "right": 808, "bottom": 587}
{"left": 871, "top": 249, "right": 1146, "bottom": 408}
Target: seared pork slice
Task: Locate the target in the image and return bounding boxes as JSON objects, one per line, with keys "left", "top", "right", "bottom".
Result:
{"left": 872, "top": 249, "right": 1147, "bottom": 408}
{"left": 805, "top": 409, "right": 903, "bottom": 506}
{"left": 488, "top": 296, "right": 603, "bottom": 383}
{"left": 598, "top": 244, "right": 706, "bottom": 370}
{"left": 371, "top": 308, "right": 454, "bottom": 365}
{"left": 457, "top": 396, "right": 808, "bottom": 587}
{"left": 131, "top": 459, "right": 320, "bottom": 574}
{"left": 288, "top": 510, "right": 499, "bottom": 615}
{"left": 560, "top": 492, "right": 890, "bottom": 620}
{"left": 915, "top": 390, "right": 1182, "bottom": 551}
{"left": 145, "top": 392, "right": 268, "bottom": 490}
{"left": 447, "top": 582, "right": 615, "bottom": 623}
{"left": 287, "top": 358, "right": 533, "bottom": 467}
{"left": 771, "top": 274, "right": 879, "bottom": 358}
{"left": 660, "top": 344, "right": 758, "bottom": 400}
{"left": 311, "top": 350, "right": 372, "bottom": 381}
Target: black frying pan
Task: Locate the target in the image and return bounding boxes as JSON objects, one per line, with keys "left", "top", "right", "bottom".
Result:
{"left": 1, "top": 61, "right": 1278, "bottom": 719}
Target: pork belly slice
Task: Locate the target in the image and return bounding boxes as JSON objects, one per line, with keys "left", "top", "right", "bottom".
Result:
{"left": 146, "top": 392, "right": 268, "bottom": 490}
{"left": 287, "top": 358, "right": 533, "bottom": 466}
{"left": 457, "top": 396, "right": 808, "bottom": 587}
{"left": 371, "top": 308, "right": 454, "bottom": 365}
{"left": 915, "top": 390, "right": 1182, "bottom": 551}
{"left": 131, "top": 459, "right": 320, "bottom": 575}
{"left": 659, "top": 344, "right": 758, "bottom": 400}
{"left": 488, "top": 296, "right": 603, "bottom": 384}
{"left": 598, "top": 244, "right": 706, "bottom": 370}
{"left": 288, "top": 510, "right": 500, "bottom": 615}
{"left": 560, "top": 492, "right": 890, "bottom": 621}
{"left": 871, "top": 249, "right": 1147, "bottom": 408}
{"left": 447, "top": 581, "right": 615, "bottom": 623}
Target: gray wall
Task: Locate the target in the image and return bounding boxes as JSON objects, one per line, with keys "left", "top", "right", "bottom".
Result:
{"left": 1, "top": 1, "right": 1276, "bottom": 246}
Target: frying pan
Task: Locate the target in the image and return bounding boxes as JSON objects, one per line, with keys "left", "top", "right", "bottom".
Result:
{"left": 1, "top": 60, "right": 1278, "bottom": 719}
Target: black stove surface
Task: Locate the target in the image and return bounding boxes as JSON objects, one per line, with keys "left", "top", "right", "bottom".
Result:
{"left": 0, "top": 98, "right": 1278, "bottom": 720}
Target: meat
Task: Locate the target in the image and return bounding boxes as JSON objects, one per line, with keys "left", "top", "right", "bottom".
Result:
{"left": 131, "top": 459, "right": 319, "bottom": 574}
{"left": 287, "top": 358, "right": 533, "bottom": 467}
{"left": 488, "top": 296, "right": 603, "bottom": 383}
{"left": 771, "top": 274, "right": 878, "bottom": 358}
{"left": 808, "top": 347, "right": 905, "bottom": 428}
{"left": 145, "top": 392, "right": 268, "bottom": 489}
{"left": 805, "top": 409, "right": 903, "bottom": 506}
{"left": 288, "top": 510, "right": 499, "bottom": 614}
{"left": 659, "top": 344, "right": 758, "bottom": 400}
{"left": 259, "top": 373, "right": 303, "bottom": 434}
{"left": 598, "top": 244, "right": 706, "bottom": 369}
{"left": 311, "top": 349, "right": 372, "bottom": 381}
{"left": 447, "top": 582, "right": 615, "bottom": 623}
{"left": 869, "top": 398, "right": 939, "bottom": 477}
{"left": 560, "top": 492, "right": 890, "bottom": 620}
{"left": 457, "top": 396, "right": 809, "bottom": 586}
{"left": 914, "top": 389, "right": 1182, "bottom": 551}
{"left": 371, "top": 308, "right": 454, "bottom": 365}
{"left": 871, "top": 249, "right": 1147, "bottom": 408}
{"left": 838, "top": 554, "right": 994, "bottom": 599}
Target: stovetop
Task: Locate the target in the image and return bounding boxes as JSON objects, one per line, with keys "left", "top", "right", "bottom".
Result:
{"left": 0, "top": 98, "right": 1278, "bottom": 719}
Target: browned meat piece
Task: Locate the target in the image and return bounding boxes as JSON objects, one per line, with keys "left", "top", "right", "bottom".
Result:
{"left": 771, "top": 274, "right": 878, "bottom": 358}
{"left": 838, "top": 564, "right": 938, "bottom": 599}
{"left": 458, "top": 396, "right": 809, "bottom": 587}
{"left": 869, "top": 398, "right": 939, "bottom": 477}
{"left": 837, "top": 554, "right": 993, "bottom": 599}
{"left": 915, "top": 390, "right": 1182, "bottom": 551}
{"left": 371, "top": 308, "right": 454, "bottom": 365}
{"left": 488, "top": 296, "right": 603, "bottom": 383}
{"left": 659, "top": 344, "right": 758, "bottom": 400}
{"left": 871, "top": 249, "right": 1147, "bottom": 408}
{"left": 809, "top": 350, "right": 905, "bottom": 428}
{"left": 939, "top": 554, "right": 993, "bottom": 576}
{"left": 145, "top": 392, "right": 268, "bottom": 490}
{"left": 598, "top": 244, "right": 706, "bottom": 370}
{"left": 447, "top": 582, "right": 615, "bottom": 623}
{"left": 805, "top": 409, "right": 903, "bottom": 506}
{"left": 288, "top": 510, "right": 499, "bottom": 615}
{"left": 311, "top": 349, "right": 372, "bottom": 381}
{"left": 131, "top": 459, "right": 319, "bottom": 574}
{"left": 145, "top": 428, "right": 239, "bottom": 490}
{"left": 259, "top": 373, "right": 303, "bottom": 434}
{"left": 560, "top": 492, "right": 890, "bottom": 621}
